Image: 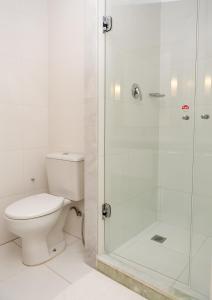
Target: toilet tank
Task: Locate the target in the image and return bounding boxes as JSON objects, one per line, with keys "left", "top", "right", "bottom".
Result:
{"left": 46, "top": 153, "right": 84, "bottom": 201}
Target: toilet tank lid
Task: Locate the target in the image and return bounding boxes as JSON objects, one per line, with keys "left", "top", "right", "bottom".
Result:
{"left": 46, "top": 153, "right": 84, "bottom": 162}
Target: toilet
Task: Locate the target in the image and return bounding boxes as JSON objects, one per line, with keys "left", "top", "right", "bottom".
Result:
{"left": 4, "top": 153, "right": 84, "bottom": 266}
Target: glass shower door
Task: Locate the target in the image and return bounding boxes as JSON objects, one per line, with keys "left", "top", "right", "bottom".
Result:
{"left": 104, "top": 0, "right": 198, "bottom": 287}
{"left": 190, "top": 1, "right": 212, "bottom": 298}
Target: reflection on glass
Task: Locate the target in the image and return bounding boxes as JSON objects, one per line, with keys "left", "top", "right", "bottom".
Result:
{"left": 171, "top": 78, "right": 178, "bottom": 96}
{"left": 204, "top": 76, "right": 212, "bottom": 94}
{"left": 114, "top": 83, "right": 121, "bottom": 100}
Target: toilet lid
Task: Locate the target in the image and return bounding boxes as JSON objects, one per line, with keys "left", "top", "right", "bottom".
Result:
{"left": 5, "top": 193, "right": 64, "bottom": 220}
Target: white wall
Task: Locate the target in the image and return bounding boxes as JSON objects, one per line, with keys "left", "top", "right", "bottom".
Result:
{"left": 84, "top": 0, "right": 99, "bottom": 265}
{"left": 0, "top": 0, "right": 85, "bottom": 245}
{"left": 0, "top": 0, "right": 49, "bottom": 245}
{"left": 48, "top": 0, "right": 84, "bottom": 153}
{"left": 48, "top": 0, "right": 85, "bottom": 238}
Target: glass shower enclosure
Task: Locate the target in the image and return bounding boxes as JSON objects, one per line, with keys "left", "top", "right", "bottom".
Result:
{"left": 103, "top": 0, "right": 212, "bottom": 299}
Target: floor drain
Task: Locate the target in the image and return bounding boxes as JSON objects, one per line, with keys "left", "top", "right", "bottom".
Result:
{"left": 151, "top": 235, "right": 167, "bottom": 244}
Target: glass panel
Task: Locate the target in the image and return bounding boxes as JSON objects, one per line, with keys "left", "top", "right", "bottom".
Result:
{"left": 191, "top": 1, "right": 212, "bottom": 298}
{"left": 104, "top": 0, "right": 198, "bottom": 288}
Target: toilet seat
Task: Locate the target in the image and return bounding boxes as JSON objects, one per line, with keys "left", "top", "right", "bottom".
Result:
{"left": 5, "top": 193, "right": 64, "bottom": 220}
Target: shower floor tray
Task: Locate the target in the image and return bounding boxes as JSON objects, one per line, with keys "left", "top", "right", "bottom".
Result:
{"left": 112, "top": 222, "right": 209, "bottom": 299}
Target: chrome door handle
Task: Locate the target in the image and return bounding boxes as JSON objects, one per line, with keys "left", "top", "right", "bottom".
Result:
{"left": 201, "top": 114, "right": 210, "bottom": 120}
{"left": 182, "top": 115, "right": 190, "bottom": 120}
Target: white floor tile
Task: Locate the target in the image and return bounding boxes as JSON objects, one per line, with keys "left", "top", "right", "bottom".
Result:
{"left": 65, "top": 233, "right": 80, "bottom": 246}
{"left": 0, "top": 242, "right": 27, "bottom": 281}
{"left": 53, "top": 270, "right": 144, "bottom": 300}
{"left": 0, "top": 265, "right": 69, "bottom": 300}
{"left": 46, "top": 240, "right": 92, "bottom": 283}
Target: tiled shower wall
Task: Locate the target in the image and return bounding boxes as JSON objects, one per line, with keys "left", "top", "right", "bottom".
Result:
{"left": 157, "top": 0, "right": 198, "bottom": 230}
{"left": 0, "top": 0, "right": 48, "bottom": 245}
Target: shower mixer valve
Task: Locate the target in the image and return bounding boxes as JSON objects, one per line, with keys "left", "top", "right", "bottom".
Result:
{"left": 131, "top": 83, "right": 142, "bottom": 101}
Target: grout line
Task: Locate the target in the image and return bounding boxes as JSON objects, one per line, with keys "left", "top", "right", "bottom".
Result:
{"left": 173, "top": 262, "right": 190, "bottom": 287}
{"left": 13, "top": 239, "right": 22, "bottom": 248}
{"left": 0, "top": 238, "right": 19, "bottom": 248}
{"left": 64, "top": 232, "right": 82, "bottom": 241}
{"left": 64, "top": 234, "right": 84, "bottom": 249}
{"left": 190, "top": 235, "right": 208, "bottom": 258}
{"left": 45, "top": 264, "right": 72, "bottom": 285}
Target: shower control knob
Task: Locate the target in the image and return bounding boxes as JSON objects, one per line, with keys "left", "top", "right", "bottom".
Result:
{"left": 201, "top": 114, "right": 210, "bottom": 120}
{"left": 131, "top": 83, "right": 142, "bottom": 101}
{"left": 182, "top": 115, "right": 190, "bottom": 120}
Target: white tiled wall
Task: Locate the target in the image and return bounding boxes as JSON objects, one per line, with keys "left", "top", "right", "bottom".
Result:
{"left": 48, "top": 0, "right": 84, "bottom": 154}
{"left": 48, "top": 0, "right": 85, "bottom": 238}
{"left": 158, "top": 0, "right": 212, "bottom": 240}
{"left": 0, "top": 0, "right": 49, "bottom": 245}
{"left": 157, "top": 0, "right": 198, "bottom": 231}
{"left": 192, "top": 0, "right": 212, "bottom": 237}
{"left": 0, "top": 0, "right": 85, "bottom": 246}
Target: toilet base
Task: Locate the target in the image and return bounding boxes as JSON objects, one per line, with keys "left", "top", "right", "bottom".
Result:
{"left": 48, "top": 239, "right": 66, "bottom": 262}
{"left": 23, "top": 239, "right": 66, "bottom": 266}
{"left": 5, "top": 196, "right": 72, "bottom": 266}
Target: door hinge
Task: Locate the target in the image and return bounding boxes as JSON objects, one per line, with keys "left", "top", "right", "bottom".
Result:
{"left": 102, "top": 203, "right": 111, "bottom": 219}
{"left": 103, "top": 16, "right": 112, "bottom": 33}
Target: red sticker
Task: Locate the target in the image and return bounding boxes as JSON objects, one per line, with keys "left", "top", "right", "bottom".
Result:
{"left": 182, "top": 105, "right": 190, "bottom": 110}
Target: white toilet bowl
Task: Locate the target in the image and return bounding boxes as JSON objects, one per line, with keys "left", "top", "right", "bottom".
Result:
{"left": 4, "top": 193, "right": 71, "bottom": 266}
{"left": 4, "top": 152, "right": 84, "bottom": 266}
